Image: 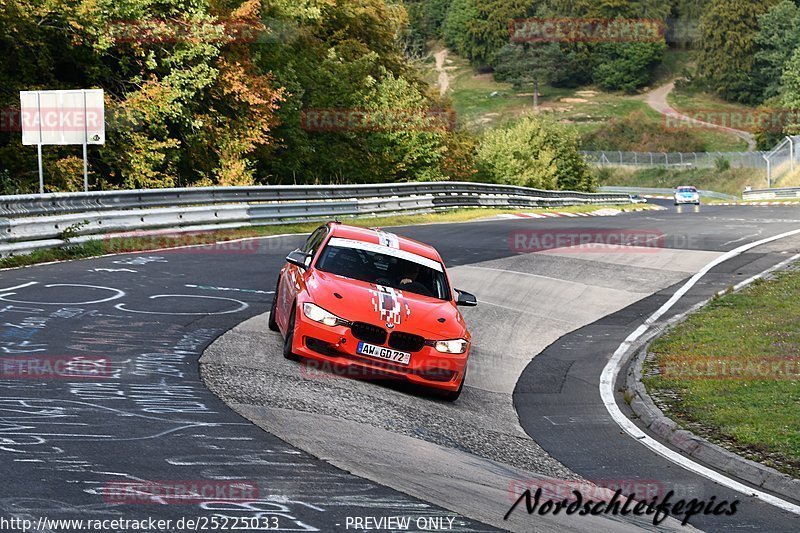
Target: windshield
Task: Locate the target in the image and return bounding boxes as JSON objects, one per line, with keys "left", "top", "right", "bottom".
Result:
{"left": 316, "top": 242, "right": 451, "bottom": 300}
{"left": 677, "top": 187, "right": 697, "bottom": 193}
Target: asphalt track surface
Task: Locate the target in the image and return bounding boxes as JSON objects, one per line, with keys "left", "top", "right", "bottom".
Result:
{"left": 1, "top": 202, "right": 799, "bottom": 532}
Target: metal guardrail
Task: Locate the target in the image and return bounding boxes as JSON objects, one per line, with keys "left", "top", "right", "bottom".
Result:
{"left": 0, "top": 182, "right": 630, "bottom": 256}
{"left": 742, "top": 187, "right": 800, "bottom": 201}
{"left": 0, "top": 182, "right": 623, "bottom": 217}
{"left": 600, "top": 186, "right": 738, "bottom": 200}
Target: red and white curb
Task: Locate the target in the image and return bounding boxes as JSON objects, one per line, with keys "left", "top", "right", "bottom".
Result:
{"left": 497, "top": 207, "right": 660, "bottom": 220}
{"left": 498, "top": 212, "right": 611, "bottom": 219}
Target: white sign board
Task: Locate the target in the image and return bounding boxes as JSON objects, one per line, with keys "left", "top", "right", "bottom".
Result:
{"left": 20, "top": 89, "right": 105, "bottom": 146}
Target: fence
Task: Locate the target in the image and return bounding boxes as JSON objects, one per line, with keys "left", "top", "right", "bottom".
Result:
{"left": 0, "top": 182, "right": 630, "bottom": 257}
{"left": 583, "top": 135, "right": 800, "bottom": 187}
{"left": 761, "top": 136, "right": 800, "bottom": 187}
{"left": 582, "top": 150, "right": 769, "bottom": 169}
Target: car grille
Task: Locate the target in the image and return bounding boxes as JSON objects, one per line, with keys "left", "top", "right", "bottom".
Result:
{"left": 388, "top": 331, "right": 425, "bottom": 352}
{"left": 350, "top": 322, "right": 387, "bottom": 345}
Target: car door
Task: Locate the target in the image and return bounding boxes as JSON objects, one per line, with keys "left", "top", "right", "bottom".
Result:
{"left": 277, "top": 225, "right": 329, "bottom": 332}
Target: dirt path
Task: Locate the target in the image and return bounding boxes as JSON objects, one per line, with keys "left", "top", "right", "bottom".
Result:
{"left": 645, "top": 81, "right": 757, "bottom": 151}
{"left": 434, "top": 49, "right": 449, "bottom": 97}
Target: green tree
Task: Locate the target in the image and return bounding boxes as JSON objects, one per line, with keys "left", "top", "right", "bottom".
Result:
{"left": 540, "top": 1, "right": 668, "bottom": 91}
{"left": 755, "top": 0, "right": 800, "bottom": 100}
{"left": 493, "top": 43, "right": 566, "bottom": 108}
{"left": 780, "top": 46, "right": 800, "bottom": 134}
{"left": 257, "top": 0, "right": 450, "bottom": 184}
{"left": 442, "top": 0, "right": 477, "bottom": 60}
{"left": 0, "top": 0, "right": 284, "bottom": 192}
{"left": 696, "top": 0, "right": 779, "bottom": 103}
{"left": 671, "top": 0, "right": 710, "bottom": 47}
{"left": 476, "top": 114, "right": 594, "bottom": 191}
{"left": 592, "top": 41, "right": 666, "bottom": 93}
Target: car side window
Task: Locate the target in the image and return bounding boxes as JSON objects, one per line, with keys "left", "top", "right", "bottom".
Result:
{"left": 302, "top": 226, "right": 328, "bottom": 257}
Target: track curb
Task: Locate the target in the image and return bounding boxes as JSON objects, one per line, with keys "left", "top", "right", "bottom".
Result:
{"left": 623, "top": 283, "right": 800, "bottom": 504}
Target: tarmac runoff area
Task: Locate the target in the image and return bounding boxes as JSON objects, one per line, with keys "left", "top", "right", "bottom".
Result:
{"left": 200, "top": 242, "right": 726, "bottom": 532}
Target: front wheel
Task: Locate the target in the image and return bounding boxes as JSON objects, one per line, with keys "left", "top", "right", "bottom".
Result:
{"left": 283, "top": 305, "right": 300, "bottom": 361}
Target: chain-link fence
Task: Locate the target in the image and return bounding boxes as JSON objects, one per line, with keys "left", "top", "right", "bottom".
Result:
{"left": 582, "top": 136, "right": 800, "bottom": 187}
{"left": 761, "top": 136, "right": 800, "bottom": 187}
{"left": 581, "top": 150, "right": 769, "bottom": 169}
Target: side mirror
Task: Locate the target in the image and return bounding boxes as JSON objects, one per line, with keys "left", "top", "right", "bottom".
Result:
{"left": 455, "top": 289, "right": 478, "bottom": 307}
{"left": 286, "top": 249, "right": 312, "bottom": 270}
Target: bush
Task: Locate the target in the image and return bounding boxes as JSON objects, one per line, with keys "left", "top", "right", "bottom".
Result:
{"left": 592, "top": 42, "right": 667, "bottom": 93}
{"left": 580, "top": 111, "right": 709, "bottom": 152}
{"left": 715, "top": 157, "right": 731, "bottom": 172}
{"left": 476, "top": 114, "right": 594, "bottom": 191}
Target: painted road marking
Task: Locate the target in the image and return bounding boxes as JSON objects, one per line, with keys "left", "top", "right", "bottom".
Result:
{"left": 0, "top": 284, "right": 125, "bottom": 305}
{"left": 600, "top": 228, "right": 800, "bottom": 515}
{"left": 115, "top": 294, "right": 249, "bottom": 316}
{"left": 185, "top": 284, "right": 274, "bottom": 295}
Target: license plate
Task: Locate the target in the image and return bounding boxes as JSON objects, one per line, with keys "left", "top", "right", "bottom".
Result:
{"left": 356, "top": 342, "right": 411, "bottom": 365}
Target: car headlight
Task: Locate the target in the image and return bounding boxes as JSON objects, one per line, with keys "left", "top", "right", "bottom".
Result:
{"left": 303, "top": 303, "right": 344, "bottom": 327}
{"left": 434, "top": 339, "right": 469, "bottom": 354}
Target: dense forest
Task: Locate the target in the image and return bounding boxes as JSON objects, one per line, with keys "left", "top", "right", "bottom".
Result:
{"left": 1, "top": 0, "right": 800, "bottom": 194}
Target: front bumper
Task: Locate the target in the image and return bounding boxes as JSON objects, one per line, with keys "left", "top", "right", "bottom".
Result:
{"left": 290, "top": 312, "right": 468, "bottom": 392}
{"left": 675, "top": 196, "right": 700, "bottom": 204}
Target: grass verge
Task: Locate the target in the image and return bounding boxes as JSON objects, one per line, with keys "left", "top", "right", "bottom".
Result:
{"left": 643, "top": 269, "right": 800, "bottom": 478}
{"left": 0, "top": 204, "right": 653, "bottom": 270}
{"left": 667, "top": 86, "right": 758, "bottom": 122}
